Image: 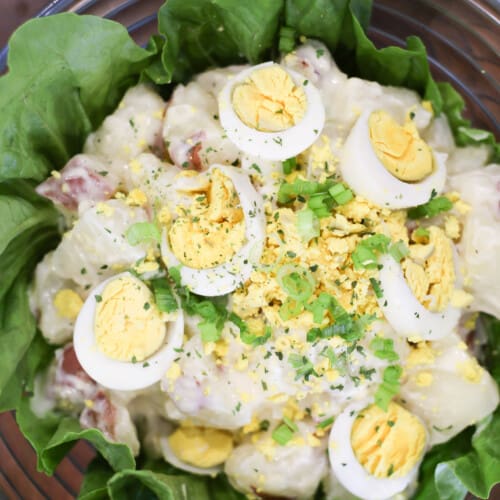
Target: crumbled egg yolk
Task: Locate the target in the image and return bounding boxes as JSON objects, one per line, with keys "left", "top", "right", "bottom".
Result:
{"left": 414, "top": 371, "right": 434, "bottom": 387}
{"left": 169, "top": 169, "right": 246, "bottom": 269}
{"left": 53, "top": 289, "right": 83, "bottom": 320}
{"left": 351, "top": 402, "right": 426, "bottom": 478}
{"left": 300, "top": 134, "right": 338, "bottom": 174}
{"left": 94, "top": 275, "right": 165, "bottom": 362}
{"left": 126, "top": 188, "right": 148, "bottom": 207}
{"left": 369, "top": 110, "right": 434, "bottom": 182}
{"left": 407, "top": 342, "right": 436, "bottom": 368}
{"left": 232, "top": 65, "right": 306, "bottom": 132}
{"left": 168, "top": 426, "right": 233, "bottom": 468}
{"left": 457, "top": 358, "right": 484, "bottom": 383}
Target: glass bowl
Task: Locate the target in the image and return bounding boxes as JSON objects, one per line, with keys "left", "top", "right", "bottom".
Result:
{"left": 0, "top": 0, "right": 498, "bottom": 498}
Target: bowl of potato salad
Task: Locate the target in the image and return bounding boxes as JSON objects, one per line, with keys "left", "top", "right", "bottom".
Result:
{"left": 0, "top": 1, "right": 498, "bottom": 499}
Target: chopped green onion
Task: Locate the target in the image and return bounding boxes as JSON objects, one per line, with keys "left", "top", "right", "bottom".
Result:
{"left": 288, "top": 353, "right": 318, "bottom": 381}
{"left": 278, "top": 178, "right": 327, "bottom": 204}
{"left": 374, "top": 365, "right": 402, "bottom": 411}
{"left": 272, "top": 423, "right": 294, "bottom": 445}
{"left": 126, "top": 222, "right": 161, "bottom": 246}
{"left": 283, "top": 416, "right": 299, "bottom": 432}
{"left": 151, "top": 278, "right": 178, "bottom": 313}
{"left": 297, "top": 208, "right": 320, "bottom": 242}
{"left": 328, "top": 183, "right": 354, "bottom": 205}
{"left": 317, "top": 416, "right": 334, "bottom": 429}
{"left": 229, "top": 312, "right": 271, "bottom": 346}
{"left": 389, "top": 240, "right": 409, "bottom": 262}
{"left": 351, "top": 234, "right": 391, "bottom": 269}
{"left": 199, "top": 321, "right": 220, "bottom": 342}
{"left": 278, "top": 26, "right": 296, "bottom": 54}
{"left": 370, "top": 337, "right": 399, "bottom": 362}
{"left": 276, "top": 264, "right": 315, "bottom": 302}
{"left": 308, "top": 192, "right": 334, "bottom": 218}
{"left": 305, "top": 292, "right": 332, "bottom": 323}
{"left": 413, "top": 227, "right": 430, "bottom": 239}
{"left": 282, "top": 157, "right": 297, "bottom": 175}
{"left": 407, "top": 196, "right": 453, "bottom": 220}
{"left": 279, "top": 297, "right": 304, "bottom": 321}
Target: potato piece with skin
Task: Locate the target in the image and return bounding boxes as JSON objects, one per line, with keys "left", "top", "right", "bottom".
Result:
{"left": 163, "top": 72, "right": 241, "bottom": 170}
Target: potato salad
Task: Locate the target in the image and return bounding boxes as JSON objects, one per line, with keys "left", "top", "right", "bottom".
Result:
{"left": 30, "top": 42, "right": 499, "bottom": 500}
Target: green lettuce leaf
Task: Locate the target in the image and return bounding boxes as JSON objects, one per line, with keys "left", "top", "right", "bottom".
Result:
{"left": 158, "top": 0, "right": 284, "bottom": 83}
{"left": 16, "top": 397, "right": 135, "bottom": 475}
{"left": 79, "top": 456, "right": 246, "bottom": 500}
{"left": 0, "top": 13, "right": 158, "bottom": 182}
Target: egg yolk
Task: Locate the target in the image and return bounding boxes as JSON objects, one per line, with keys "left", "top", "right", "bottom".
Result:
{"left": 404, "top": 226, "right": 456, "bottom": 311}
{"left": 169, "top": 169, "right": 245, "bottom": 269}
{"left": 54, "top": 289, "right": 83, "bottom": 320}
{"left": 168, "top": 426, "right": 233, "bottom": 468}
{"left": 232, "top": 65, "right": 306, "bottom": 132}
{"left": 369, "top": 110, "right": 434, "bottom": 182}
{"left": 94, "top": 275, "right": 165, "bottom": 362}
{"left": 351, "top": 402, "right": 426, "bottom": 478}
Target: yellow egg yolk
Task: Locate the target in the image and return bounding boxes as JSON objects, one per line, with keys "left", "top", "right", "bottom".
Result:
{"left": 94, "top": 275, "right": 165, "bottom": 362}
{"left": 168, "top": 426, "right": 233, "bottom": 468}
{"left": 169, "top": 169, "right": 245, "bottom": 269}
{"left": 369, "top": 110, "right": 434, "bottom": 182}
{"left": 54, "top": 289, "right": 83, "bottom": 320}
{"left": 232, "top": 65, "right": 307, "bottom": 132}
{"left": 351, "top": 402, "right": 426, "bottom": 478}
{"left": 404, "top": 226, "right": 456, "bottom": 311}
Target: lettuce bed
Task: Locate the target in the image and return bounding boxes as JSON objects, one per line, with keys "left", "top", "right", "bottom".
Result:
{"left": 0, "top": 1, "right": 498, "bottom": 498}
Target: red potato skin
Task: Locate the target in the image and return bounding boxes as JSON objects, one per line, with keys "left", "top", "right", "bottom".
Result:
{"left": 36, "top": 155, "right": 116, "bottom": 211}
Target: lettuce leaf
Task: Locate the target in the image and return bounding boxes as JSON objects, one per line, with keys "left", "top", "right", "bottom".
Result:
{"left": 158, "top": 0, "right": 284, "bottom": 83}
{"left": 16, "top": 397, "right": 135, "bottom": 475}
{"left": 0, "top": 13, "right": 158, "bottom": 183}
{"left": 79, "top": 456, "right": 245, "bottom": 500}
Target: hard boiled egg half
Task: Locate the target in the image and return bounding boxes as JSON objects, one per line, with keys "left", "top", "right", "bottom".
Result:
{"left": 161, "top": 165, "right": 265, "bottom": 296}
{"left": 160, "top": 425, "right": 233, "bottom": 476}
{"left": 329, "top": 400, "right": 428, "bottom": 500}
{"left": 74, "top": 272, "right": 184, "bottom": 391}
{"left": 218, "top": 62, "right": 325, "bottom": 161}
{"left": 339, "top": 109, "right": 447, "bottom": 209}
{"left": 376, "top": 254, "right": 460, "bottom": 341}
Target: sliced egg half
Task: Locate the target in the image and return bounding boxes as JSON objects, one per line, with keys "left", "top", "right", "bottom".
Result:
{"left": 328, "top": 400, "right": 428, "bottom": 500}
{"left": 161, "top": 165, "right": 265, "bottom": 296}
{"left": 74, "top": 272, "right": 184, "bottom": 391}
{"left": 377, "top": 254, "right": 460, "bottom": 340}
{"left": 160, "top": 425, "right": 232, "bottom": 476}
{"left": 218, "top": 62, "right": 325, "bottom": 161}
{"left": 339, "top": 109, "right": 447, "bottom": 209}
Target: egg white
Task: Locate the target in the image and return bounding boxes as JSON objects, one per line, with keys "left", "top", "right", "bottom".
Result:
{"left": 376, "top": 254, "right": 460, "bottom": 340}
{"left": 339, "top": 110, "right": 447, "bottom": 209}
{"left": 218, "top": 62, "right": 326, "bottom": 161}
{"left": 73, "top": 272, "right": 184, "bottom": 391}
{"left": 160, "top": 436, "right": 222, "bottom": 476}
{"left": 328, "top": 400, "right": 424, "bottom": 500}
{"left": 161, "top": 165, "right": 265, "bottom": 296}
